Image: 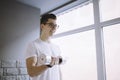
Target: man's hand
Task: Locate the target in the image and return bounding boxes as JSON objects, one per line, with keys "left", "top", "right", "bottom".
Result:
{"left": 46, "top": 57, "right": 57, "bottom": 68}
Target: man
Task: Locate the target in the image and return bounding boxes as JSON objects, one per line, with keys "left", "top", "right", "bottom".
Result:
{"left": 25, "top": 14, "right": 62, "bottom": 80}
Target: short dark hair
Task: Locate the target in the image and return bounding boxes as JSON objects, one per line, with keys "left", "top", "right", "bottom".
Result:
{"left": 40, "top": 14, "right": 56, "bottom": 24}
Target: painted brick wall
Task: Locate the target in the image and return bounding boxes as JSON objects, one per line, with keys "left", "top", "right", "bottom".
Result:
{"left": 0, "top": 60, "right": 30, "bottom": 80}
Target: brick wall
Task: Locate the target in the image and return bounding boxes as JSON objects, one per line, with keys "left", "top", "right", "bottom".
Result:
{"left": 0, "top": 60, "right": 30, "bottom": 80}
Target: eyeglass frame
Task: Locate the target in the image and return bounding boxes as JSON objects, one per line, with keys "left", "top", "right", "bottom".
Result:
{"left": 45, "top": 23, "right": 59, "bottom": 29}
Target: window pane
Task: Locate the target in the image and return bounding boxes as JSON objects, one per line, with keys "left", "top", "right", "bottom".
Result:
{"left": 103, "top": 24, "right": 120, "bottom": 80}
{"left": 99, "top": 0, "right": 120, "bottom": 21}
{"left": 56, "top": 3, "right": 94, "bottom": 34}
{"left": 52, "top": 30, "right": 97, "bottom": 80}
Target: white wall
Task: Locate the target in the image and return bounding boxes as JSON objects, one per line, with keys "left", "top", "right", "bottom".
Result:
{"left": 0, "top": 0, "right": 40, "bottom": 61}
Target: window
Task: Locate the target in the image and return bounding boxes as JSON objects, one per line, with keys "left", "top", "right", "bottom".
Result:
{"left": 52, "top": 0, "right": 120, "bottom": 80}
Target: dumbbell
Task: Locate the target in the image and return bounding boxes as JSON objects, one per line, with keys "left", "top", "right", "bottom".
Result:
{"left": 38, "top": 54, "right": 66, "bottom": 65}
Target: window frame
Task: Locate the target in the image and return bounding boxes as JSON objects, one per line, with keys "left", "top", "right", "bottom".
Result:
{"left": 52, "top": 0, "right": 120, "bottom": 80}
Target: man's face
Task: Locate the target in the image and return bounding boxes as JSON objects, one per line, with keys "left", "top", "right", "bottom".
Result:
{"left": 41, "top": 18, "right": 58, "bottom": 36}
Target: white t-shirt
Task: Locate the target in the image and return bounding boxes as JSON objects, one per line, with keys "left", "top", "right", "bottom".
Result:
{"left": 25, "top": 38, "right": 61, "bottom": 80}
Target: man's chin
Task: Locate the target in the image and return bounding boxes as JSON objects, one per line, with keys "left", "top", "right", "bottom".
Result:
{"left": 49, "top": 33, "right": 53, "bottom": 36}
{"left": 49, "top": 32, "right": 55, "bottom": 36}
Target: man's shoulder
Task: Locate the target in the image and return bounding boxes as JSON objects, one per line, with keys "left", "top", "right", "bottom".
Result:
{"left": 27, "top": 38, "right": 39, "bottom": 46}
{"left": 30, "top": 38, "right": 40, "bottom": 43}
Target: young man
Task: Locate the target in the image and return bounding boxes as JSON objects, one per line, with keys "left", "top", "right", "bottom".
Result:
{"left": 25, "top": 14, "right": 62, "bottom": 80}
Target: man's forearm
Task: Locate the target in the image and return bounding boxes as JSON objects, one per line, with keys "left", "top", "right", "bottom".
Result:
{"left": 28, "top": 65, "right": 49, "bottom": 77}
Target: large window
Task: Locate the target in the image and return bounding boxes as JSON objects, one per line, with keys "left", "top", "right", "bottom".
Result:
{"left": 52, "top": 0, "right": 120, "bottom": 80}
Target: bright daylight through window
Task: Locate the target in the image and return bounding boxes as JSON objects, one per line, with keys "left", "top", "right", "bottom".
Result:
{"left": 52, "top": 0, "right": 120, "bottom": 80}
{"left": 52, "top": 2, "right": 97, "bottom": 80}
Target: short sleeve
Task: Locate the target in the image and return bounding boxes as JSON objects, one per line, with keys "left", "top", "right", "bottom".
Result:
{"left": 25, "top": 42, "right": 37, "bottom": 59}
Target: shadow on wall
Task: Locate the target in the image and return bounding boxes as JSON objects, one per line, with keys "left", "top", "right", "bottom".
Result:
{"left": 0, "top": 0, "right": 40, "bottom": 60}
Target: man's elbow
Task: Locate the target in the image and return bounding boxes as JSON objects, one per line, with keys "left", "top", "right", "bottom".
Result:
{"left": 29, "top": 73, "right": 35, "bottom": 77}
{"left": 27, "top": 71, "right": 37, "bottom": 77}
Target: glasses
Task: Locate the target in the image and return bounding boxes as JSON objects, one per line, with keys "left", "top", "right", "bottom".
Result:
{"left": 45, "top": 23, "right": 59, "bottom": 29}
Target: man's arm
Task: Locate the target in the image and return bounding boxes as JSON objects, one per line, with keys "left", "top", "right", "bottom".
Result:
{"left": 26, "top": 56, "right": 57, "bottom": 77}
{"left": 26, "top": 56, "right": 49, "bottom": 77}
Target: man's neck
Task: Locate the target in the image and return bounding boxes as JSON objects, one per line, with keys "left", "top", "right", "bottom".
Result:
{"left": 40, "top": 34, "right": 50, "bottom": 42}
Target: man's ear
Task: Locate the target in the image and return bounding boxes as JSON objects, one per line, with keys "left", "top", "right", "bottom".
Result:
{"left": 40, "top": 24, "right": 44, "bottom": 29}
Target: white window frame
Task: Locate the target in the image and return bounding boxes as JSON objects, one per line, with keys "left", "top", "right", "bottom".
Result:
{"left": 52, "top": 0, "right": 120, "bottom": 80}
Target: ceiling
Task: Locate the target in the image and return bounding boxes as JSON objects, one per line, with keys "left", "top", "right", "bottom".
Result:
{"left": 16, "top": 0, "right": 89, "bottom": 15}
